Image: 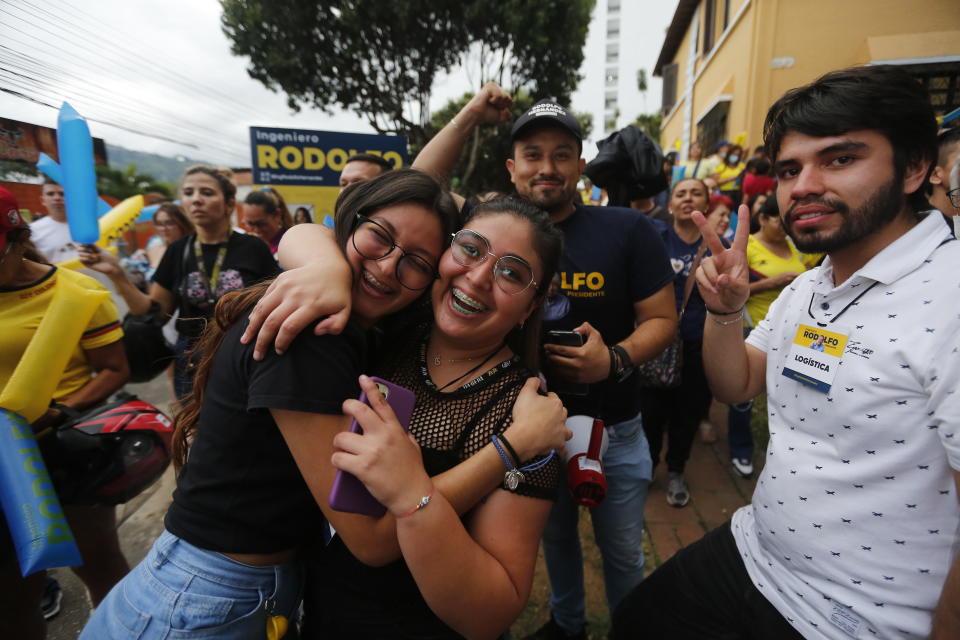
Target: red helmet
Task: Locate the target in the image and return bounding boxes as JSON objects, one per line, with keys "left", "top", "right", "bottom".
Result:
{"left": 41, "top": 394, "right": 174, "bottom": 506}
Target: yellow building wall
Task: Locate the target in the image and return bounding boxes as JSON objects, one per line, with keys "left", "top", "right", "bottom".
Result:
{"left": 690, "top": 2, "right": 758, "bottom": 149}
{"left": 660, "top": 16, "right": 696, "bottom": 153}
{"left": 661, "top": 0, "right": 960, "bottom": 158}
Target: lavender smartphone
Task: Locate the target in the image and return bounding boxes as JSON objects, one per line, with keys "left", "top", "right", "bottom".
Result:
{"left": 328, "top": 377, "right": 417, "bottom": 517}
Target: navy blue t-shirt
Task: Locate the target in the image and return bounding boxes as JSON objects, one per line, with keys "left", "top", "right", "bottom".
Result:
{"left": 651, "top": 220, "right": 714, "bottom": 342}
{"left": 543, "top": 205, "right": 673, "bottom": 424}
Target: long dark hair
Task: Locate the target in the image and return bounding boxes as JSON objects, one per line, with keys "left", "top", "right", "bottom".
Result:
{"left": 154, "top": 202, "right": 194, "bottom": 237}
{"left": 249, "top": 187, "right": 295, "bottom": 230}
{"left": 6, "top": 227, "right": 47, "bottom": 264}
{"left": 464, "top": 197, "right": 563, "bottom": 373}
{"left": 171, "top": 169, "right": 460, "bottom": 469}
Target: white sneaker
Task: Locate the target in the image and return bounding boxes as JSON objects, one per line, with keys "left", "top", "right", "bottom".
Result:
{"left": 666, "top": 472, "right": 690, "bottom": 507}
{"left": 732, "top": 457, "right": 754, "bottom": 478}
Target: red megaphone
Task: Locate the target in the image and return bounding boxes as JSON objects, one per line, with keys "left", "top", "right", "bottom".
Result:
{"left": 565, "top": 416, "right": 608, "bottom": 507}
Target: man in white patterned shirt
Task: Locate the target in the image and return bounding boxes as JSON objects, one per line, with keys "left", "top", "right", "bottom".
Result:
{"left": 611, "top": 65, "right": 960, "bottom": 640}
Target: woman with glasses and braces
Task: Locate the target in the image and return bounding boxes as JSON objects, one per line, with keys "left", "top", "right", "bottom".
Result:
{"left": 236, "top": 194, "right": 568, "bottom": 639}
{"left": 81, "top": 172, "right": 568, "bottom": 640}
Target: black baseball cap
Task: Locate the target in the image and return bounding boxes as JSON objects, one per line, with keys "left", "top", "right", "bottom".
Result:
{"left": 510, "top": 100, "right": 582, "bottom": 142}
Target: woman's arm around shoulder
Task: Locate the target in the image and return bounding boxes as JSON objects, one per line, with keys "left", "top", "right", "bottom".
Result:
{"left": 242, "top": 223, "right": 353, "bottom": 359}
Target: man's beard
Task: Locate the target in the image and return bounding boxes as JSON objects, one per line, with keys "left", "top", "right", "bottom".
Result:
{"left": 520, "top": 182, "right": 576, "bottom": 215}
{"left": 784, "top": 174, "right": 905, "bottom": 254}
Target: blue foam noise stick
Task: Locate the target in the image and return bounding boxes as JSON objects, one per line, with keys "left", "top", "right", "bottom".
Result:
{"left": 0, "top": 409, "right": 82, "bottom": 576}
{"left": 57, "top": 102, "right": 99, "bottom": 243}
{"left": 36, "top": 152, "right": 112, "bottom": 217}
{"left": 137, "top": 204, "right": 160, "bottom": 224}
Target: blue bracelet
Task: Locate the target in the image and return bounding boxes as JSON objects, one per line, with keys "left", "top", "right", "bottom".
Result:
{"left": 491, "top": 434, "right": 556, "bottom": 490}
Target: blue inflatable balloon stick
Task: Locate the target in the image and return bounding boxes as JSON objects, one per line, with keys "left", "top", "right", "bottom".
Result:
{"left": 0, "top": 409, "right": 82, "bottom": 576}
{"left": 322, "top": 214, "right": 335, "bottom": 229}
{"left": 38, "top": 152, "right": 114, "bottom": 219}
{"left": 36, "top": 152, "right": 64, "bottom": 184}
{"left": 137, "top": 203, "right": 160, "bottom": 224}
{"left": 57, "top": 102, "right": 99, "bottom": 244}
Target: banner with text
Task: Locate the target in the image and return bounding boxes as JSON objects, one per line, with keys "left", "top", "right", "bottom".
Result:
{"left": 249, "top": 126, "right": 407, "bottom": 187}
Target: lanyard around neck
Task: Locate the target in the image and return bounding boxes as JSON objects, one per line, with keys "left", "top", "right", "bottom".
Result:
{"left": 193, "top": 236, "right": 229, "bottom": 303}
{"left": 806, "top": 281, "right": 878, "bottom": 326}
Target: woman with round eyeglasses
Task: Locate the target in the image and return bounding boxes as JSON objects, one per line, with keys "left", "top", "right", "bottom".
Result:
{"left": 80, "top": 172, "right": 568, "bottom": 640}
{"left": 236, "top": 196, "right": 568, "bottom": 639}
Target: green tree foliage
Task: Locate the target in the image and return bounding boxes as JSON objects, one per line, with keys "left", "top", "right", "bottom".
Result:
{"left": 0, "top": 160, "right": 39, "bottom": 182}
{"left": 96, "top": 164, "right": 172, "bottom": 200}
{"left": 632, "top": 112, "right": 662, "bottom": 146}
{"left": 636, "top": 68, "right": 648, "bottom": 93}
{"left": 220, "top": 0, "right": 594, "bottom": 149}
{"left": 417, "top": 92, "right": 593, "bottom": 198}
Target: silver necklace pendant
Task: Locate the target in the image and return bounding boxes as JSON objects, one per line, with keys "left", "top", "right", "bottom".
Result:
{"left": 504, "top": 468, "right": 524, "bottom": 490}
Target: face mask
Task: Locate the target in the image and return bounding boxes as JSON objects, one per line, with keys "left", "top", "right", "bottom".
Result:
{"left": 728, "top": 155, "right": 740, "bottom": 164}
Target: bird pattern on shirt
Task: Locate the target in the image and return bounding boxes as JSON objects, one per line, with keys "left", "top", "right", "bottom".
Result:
{"left": 732, "top": 230, "right": 960, "bottom": 640}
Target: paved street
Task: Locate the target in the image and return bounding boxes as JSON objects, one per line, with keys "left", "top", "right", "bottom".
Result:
{"left": 47, "top": 375, "right": 176, "bottom": 640}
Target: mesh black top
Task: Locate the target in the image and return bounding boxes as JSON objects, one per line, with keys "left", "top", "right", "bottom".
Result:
{"left": 302, "top": 324, "right": 561, "bottom": 639}
{"left": 374, "top": 323, "right": 560, "bottom": 499}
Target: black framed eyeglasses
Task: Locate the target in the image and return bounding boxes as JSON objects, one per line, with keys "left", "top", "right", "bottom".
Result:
{"left": 352, "top": 214, "right": 437, "bottom": 290}
{"left": 449, "top": 229, "right": 538, "bottom": 295}
{"left": 948, "top": 187, "right": 960, "bottom": 210}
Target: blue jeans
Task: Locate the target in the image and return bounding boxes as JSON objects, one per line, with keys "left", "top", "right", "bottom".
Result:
{"left": 727, "top": 400, "right": 755, "bottom": 460}
{"left": 80, "top": 530, "right": 302, "bottom": 639}
{"left": 542, "top": 412, "right": 652, "bottom": 633}
{"left": 727, "top": 326, "right": 755, "bottom": 461}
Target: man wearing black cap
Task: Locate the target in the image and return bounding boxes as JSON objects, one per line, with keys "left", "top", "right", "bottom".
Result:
{"left": 414, "top": 83, "right": 677, "bottom": 639}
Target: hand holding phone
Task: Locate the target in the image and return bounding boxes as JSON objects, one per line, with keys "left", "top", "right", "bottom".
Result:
{"left": 329, "top": 377, "right": 417, "bottom": 517}
{"left": 545, "top": 329, "right": 586, "bottom": 347}
{"left": 544, "top": 330, "right": 588, "bottom": 395}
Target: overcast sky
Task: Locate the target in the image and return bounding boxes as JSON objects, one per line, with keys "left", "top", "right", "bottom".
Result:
{"left": 0, "top": 0, "right": 675, "bottom": 167}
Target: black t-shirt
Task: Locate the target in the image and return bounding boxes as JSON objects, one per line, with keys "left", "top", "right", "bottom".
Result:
{"left": 543, "top": 204, "right": 673, "bottom": 424}
{"left": 164, "top": 310, "right": 369, "bottom": 553}
{"left": 152, "top": 232, "right": 279, "bottom": 339}
{"left": 304, "top": 324, "right": 560, "bottom": 639}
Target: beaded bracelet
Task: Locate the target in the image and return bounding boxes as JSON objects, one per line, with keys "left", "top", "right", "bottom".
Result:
{"left": 491, "top": 434, "right": 556, "bottom": 490}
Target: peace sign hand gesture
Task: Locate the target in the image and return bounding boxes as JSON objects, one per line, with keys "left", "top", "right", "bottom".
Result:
{"left": 691, "top": 204, "right": 752, "bottom": 314}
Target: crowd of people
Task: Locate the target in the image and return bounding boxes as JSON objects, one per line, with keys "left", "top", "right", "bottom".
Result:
{"left": 1, "top": 61, "right": 959, "bottom": 640}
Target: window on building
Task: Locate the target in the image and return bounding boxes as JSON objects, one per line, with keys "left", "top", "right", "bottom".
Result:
{"left": 702, "top": 0, "right": 716, "bottom": 55}
{"left": 899, "top": 61, "right": 960, "bottom": 118}
{"left": 605, "top": 94, "right": 618, "bottom": 110}
{"left": 697, "top": 99, "right": 730, "bottom": 153}
{"left": 608, "top": 0, "right": 620, "bottom": 12}
{"left": 605, "top": 69, "right": 619, "bottom": 86}
{"left": 606, "top": 43, "right": 619, "bottom": 64}
{"left": 607, "top": 20, "right": 620, "bottom": 38}
{"left": 661, "top": 63, "right": 678, "bottom": 115}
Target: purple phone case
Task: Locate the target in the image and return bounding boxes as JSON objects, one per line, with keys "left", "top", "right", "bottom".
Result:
{"left": 328, "top": 377, "right": 417, "bottom": 517}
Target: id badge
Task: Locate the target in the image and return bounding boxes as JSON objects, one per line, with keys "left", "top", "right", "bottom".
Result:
{"left": 781, "top": 323, "right": 849, "bottom": 393}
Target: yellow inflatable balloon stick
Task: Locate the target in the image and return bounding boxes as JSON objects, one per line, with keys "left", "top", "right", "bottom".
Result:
{"left": 0, "top": 273, "right": 107, "bottom": 423}
{"left": 57, "top": 194, "right": 144, "bottom": 271}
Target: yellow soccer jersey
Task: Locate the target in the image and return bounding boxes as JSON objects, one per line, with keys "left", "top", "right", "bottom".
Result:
{"left": 745, "top": 235, "right": 818, "bottom": 326}
{"left": 0, "top": 267, "right": 123, "bottom": 402}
